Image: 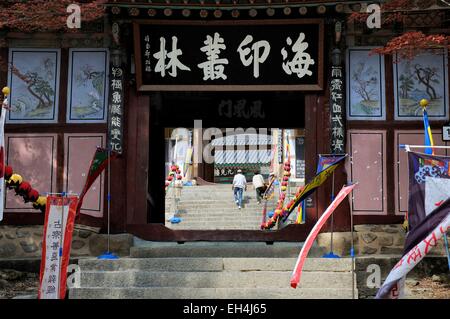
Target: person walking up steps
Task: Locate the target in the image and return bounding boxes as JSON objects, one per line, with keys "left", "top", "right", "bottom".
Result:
{"left": 252, "top": 170, "right": 267, "bottom": 204}
{"left": 232, "top": 169, "right": 247, "bottom": 209}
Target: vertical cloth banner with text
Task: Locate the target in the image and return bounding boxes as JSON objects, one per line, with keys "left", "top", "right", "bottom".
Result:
{"left": 290, "top": 184, "right": 356, "bottom": 288}
{"left": 38, "top": 195, "right": 78, "bottom": 299}
{"left": 376, "top": 207, "right": 450, "bottom": 298}
{"left": 76, "top": 147, "right": 115, "bottom": 215}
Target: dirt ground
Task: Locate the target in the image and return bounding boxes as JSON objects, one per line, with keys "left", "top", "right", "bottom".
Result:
{"left": 0, "top": 271, "right": 39, "bottom": 299}
{"left": 405, "top": 275, "right": 450, "bottom": 299}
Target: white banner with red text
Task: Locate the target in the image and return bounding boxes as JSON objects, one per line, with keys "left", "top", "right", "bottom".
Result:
{"left": 376, "top": 212, "right": 450, "bottom": 299}
{"left": 38, "top": 195, "right": 78, "bottom": 299}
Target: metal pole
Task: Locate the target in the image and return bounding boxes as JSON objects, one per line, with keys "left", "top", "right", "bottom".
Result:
{"left": 330, "top": 171, "right": 335, "bottom": 254}
{"left": 400, "top": 144, "right": 450, "bottom": 149}
{"left": 58, "top": 193, "right": 66, "bottom": 299}
{"left": 350, "top": 190, "right": 355, "bottom": 300}
{"left": 107, "top": 147, "right": 111, "bottom": 254}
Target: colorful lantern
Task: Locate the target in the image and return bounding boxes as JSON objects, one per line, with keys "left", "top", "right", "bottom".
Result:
{"left": 15, "top": 181, "right": 31, "bottom": 196}
{"left": 4, "top": 166, "right": 13, "bottom": 180}
{"left": 25, "top": 189, "right": 39, "bottom": 203}
{"left": 7, "top": 174, "right": 22, "bottom": 189}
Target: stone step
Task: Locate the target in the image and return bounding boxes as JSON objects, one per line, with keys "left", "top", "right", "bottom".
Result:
{"left": 165, "top": 223, "right": 262, "bottom": 228}
{"left": 78, "top": 257, "right": 353, "bottom": 272}
{"left": 70, "top": 287, "right": 356, "bottom": 299}
{"left": 165, "top": 215, "right": 264, "bottom": 221}
{"left": 130, "top": 242, "right": 326, "bottom": 258}
{"left": 167, "top": 226, "right": 262, "bottom": 230}
{"left": 80, "top": 270, "right": 353, "bottom": 289}
{"left": 166, "top": 225, "right": 262, "bottom": 230}
{"left": 166, "top": 207, "right": 269, "bottom": 212}
{"left": 167, "top": 202, "right": 274, "bottom": 206}
{"left": 166, "top": 211, "right": 264, "bottom": 215}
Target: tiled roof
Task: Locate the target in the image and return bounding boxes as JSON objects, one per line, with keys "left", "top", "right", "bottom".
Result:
{"left": 212, "top": 134, "right": 272, "bottom": 146}
{"left": 214, "top": 149, "right": 272, "bottom": 164}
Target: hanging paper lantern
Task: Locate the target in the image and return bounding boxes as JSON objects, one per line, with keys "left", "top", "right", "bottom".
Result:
{"left": 15, "top": 181, "right": 31, "bottom": 196}
{"left": 4, "top": 166, "right": 13, "bottom": 180}
{"left": 167, "top": 175, "right": 174, "bottom": 181}
{"left": 176, "top": 175, "right": 182, "bottom": 180}
{"left": 7, "top": 174, "right": 22, "bottom": 189}
{"left": 171, "top": 165, "right": 177, "bottom": 171}
{"left": 2, "top": 86, "right": 10, "bottom": 96}
{"left": 25, "top": 189, "right": 39, "bottom": 203}
{"left": 33, "top": 196, "right": 47, "bottom": 213}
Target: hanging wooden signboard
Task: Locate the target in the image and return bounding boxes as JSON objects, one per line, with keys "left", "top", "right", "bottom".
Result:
{"left": 133, "top": 19, "right": 324, "bottom": 91}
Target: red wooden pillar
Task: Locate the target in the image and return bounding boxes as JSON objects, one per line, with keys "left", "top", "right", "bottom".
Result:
{"left": 124, "top": 89, "right": 149, "bottom": 226}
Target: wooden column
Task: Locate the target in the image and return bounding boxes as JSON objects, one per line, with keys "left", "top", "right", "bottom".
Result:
{"left": 125, "top": 90, "right": 149, "bottom": 225}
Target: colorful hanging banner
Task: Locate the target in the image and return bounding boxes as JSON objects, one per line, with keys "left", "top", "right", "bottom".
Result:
{"left": 422, "top": 107, "right": 434, "bottom": 155}
{"left": 38, "top": 195, "right": 79, "bottom": 299}
{"left": 376, "top": 209, "right": 450, "bottom": 299}
{"left": 262, "top": 154, "right": 346, "bottom": 229}
{"left": 290, "top": 184, "right": 356, "bottom": 288}
{"left": 76, "top": 147, "right": 115, "bottom": 215}
{"left": 407, "top": 151, "right": 450, "bottom": 231}
{"left": 317, "top": 154, "right": 346, "bottom": 173}
{"left": 285, "top": 155, "right": 346, "bottom": 216}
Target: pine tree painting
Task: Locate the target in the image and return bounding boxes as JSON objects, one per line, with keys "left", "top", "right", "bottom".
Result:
{"left": 68, "top": 50, "right": 108, "bottom": 122}
{"left": 348, "top": 49, "right": 384, "bottom": 118}
{"left": 396, "top": 51, "right": 447, "bottom": 118}
{"left": 8, "top": 49, "right": 59, "bottom": 122}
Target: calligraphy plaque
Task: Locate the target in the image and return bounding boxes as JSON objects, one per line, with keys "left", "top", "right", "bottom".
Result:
{"left": 330, "top": 61, "right": 345, "bottom": 154}
{"left": 108, "top": 61, "right": 124, "bottom": 154}
{"left": 134, "top": 20, "right": 324, "bottom": 91}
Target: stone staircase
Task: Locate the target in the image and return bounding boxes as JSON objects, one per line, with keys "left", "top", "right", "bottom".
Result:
{"left": 165, "top": 184, "right": 299, "bottom": 230}
{"left": 69, "top": 242, "right": 358, "bottom": 299}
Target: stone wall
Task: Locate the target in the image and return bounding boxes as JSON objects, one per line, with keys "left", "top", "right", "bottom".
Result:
{"left": 0, "top": 226, "right": 133, "bottom": 259}
{"left": 317, "top": 224, "right": 449, "bottom": 257}
{"left": 1, "top": 224, "right": 448, "bottom": 259}
{"left": 354, "top": 224, "right": 449, "bottom": 256}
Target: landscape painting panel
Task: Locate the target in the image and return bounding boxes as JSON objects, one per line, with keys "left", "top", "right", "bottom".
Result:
{"left": 347, "top": 48, "right": 385, "bottom": 120}
{"left": 7, "top": 49, "right": 60, "bottom": 123}
{"left": 394, "top": 50, "right": 449, "bottom": 120}
{"left": 67, "top": 49, "right": 109, "bottom": 122}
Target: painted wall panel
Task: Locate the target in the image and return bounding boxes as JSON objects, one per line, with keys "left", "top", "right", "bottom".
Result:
{"left": 4, "top": 134, "right": 57, "bottom": 213}
{"left": 394, "top": 130, "right": 446, "bottom": 215}
{"left": 64, "top": 134, "right": 105, "bottom": 218}
{"left": 348, "top": 130, "right": 387, "bottom": 215}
